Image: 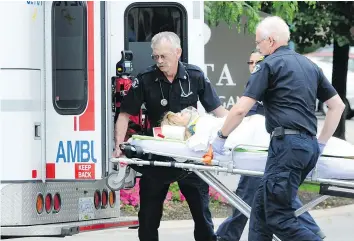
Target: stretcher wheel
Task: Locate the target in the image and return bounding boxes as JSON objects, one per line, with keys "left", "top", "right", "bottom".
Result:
{"left": 106, "top": 172, "right": 125, "bottom": 191}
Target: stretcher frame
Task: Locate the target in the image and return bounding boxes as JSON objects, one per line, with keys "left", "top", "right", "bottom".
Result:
{"left": 109, "top": 143, "right": 354, "bottom": 241}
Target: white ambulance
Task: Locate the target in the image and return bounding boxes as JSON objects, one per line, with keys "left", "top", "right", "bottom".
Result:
{"left": 0, "top": 1, "right": 205, "bottom": 237}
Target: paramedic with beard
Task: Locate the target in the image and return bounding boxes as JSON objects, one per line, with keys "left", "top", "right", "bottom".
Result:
{"left": 113, "top": 31, "right": 228, "bottom": 241}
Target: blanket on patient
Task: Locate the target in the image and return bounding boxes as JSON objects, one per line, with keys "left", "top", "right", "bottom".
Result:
{"left": 186, "top": 114, "right": 354, "bottom": 158}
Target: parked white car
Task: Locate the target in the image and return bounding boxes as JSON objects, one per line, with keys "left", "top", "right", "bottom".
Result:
{"left": 306, "top": 56, "right": 354, "bottom": 119}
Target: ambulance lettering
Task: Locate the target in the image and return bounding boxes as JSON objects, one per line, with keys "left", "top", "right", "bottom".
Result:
{"left": 56, "top": 140, "right": 98, "bottom": 163}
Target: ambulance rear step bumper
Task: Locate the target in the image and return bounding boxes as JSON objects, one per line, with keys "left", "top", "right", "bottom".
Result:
{"left": 1, "top": 216, "right": 139, "bottom": 237}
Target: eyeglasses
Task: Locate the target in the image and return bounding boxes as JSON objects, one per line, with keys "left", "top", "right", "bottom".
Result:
{"left": 255, "top": 38, "right": 266, "bottom": 46}
{"left": 151, "top": 54, "right": 164, "bottom": 61}
{"left": 151, "top": 54, "right": 171, "bottom": 61}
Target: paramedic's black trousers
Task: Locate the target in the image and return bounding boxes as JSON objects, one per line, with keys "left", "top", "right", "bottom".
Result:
{"left": 248, "top": 133, "right": 322, "bottom": 241}
{"left": 136, "top": 166, "right": 216, "bottom": 241}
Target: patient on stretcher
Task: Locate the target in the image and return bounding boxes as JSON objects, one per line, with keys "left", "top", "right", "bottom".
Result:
{"left": 126, "top": 107, "right": 354, "bottom": 179}
{"left": 160, "top": 107, "right": 354, "bottom": 158}
{"left": 160, "top": 107, "right": 270, "bottom": 153}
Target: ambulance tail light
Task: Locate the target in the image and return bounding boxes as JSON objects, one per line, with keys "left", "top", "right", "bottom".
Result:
{"left": 45, "top": 193, "right": 53, "bottom": 213}
{"left": 102, "top": 189, "right": 108, "bottom": 208}
{"left": 109, "top": 190, "right": 116, "bottom": 208}
{"left": 36, "top": 193, "right": 44, "bottom": 214}
{"left": 94, "top": 190, "right": 101, "bottom": 209}
{"left": 53, "top": 193, "right": 61, "bottom": 212}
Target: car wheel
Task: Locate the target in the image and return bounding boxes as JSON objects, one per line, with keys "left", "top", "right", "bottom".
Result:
{"left": 321, "top": 98, "right": 353, "bottom": 119}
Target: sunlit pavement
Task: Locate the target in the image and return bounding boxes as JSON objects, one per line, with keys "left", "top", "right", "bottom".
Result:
{"left": 9, "top": 204, "right": 354, "bottom": 241}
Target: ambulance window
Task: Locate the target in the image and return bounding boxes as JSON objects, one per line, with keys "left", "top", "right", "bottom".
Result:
{"left": 124, "top": 3, "right": 188, "bottom": 76}
{"left": 52, "top": 1, "right": 87, "bottom": 115}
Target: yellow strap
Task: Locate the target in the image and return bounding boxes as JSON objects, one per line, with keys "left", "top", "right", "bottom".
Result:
{"left": 187, "top": 117, "right": 199, "bottom": 134}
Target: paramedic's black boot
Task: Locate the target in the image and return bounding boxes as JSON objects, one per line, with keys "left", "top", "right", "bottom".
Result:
{"left": 317, "top": 230, "right": 326, "bottom": 239}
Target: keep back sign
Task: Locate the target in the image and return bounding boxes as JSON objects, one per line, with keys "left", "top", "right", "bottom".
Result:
{"left": 75, "top": 164, "right": 95, "bottom": 179}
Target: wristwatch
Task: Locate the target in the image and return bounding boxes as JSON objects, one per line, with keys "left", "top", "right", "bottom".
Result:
{"left": 217, "top": 130, "right": 228, "bottom": 139}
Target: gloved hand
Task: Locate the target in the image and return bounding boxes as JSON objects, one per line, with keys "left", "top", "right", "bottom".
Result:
{"left": 211, "top": 137, "right": 226, "bottom": 155}
{"left": 318, "top": 142, "right": 326, "bottom": 155}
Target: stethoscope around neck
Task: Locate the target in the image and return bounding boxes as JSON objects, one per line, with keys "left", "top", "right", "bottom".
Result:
{"left": 157, "top": 72, "right": 193, "bottom": 107}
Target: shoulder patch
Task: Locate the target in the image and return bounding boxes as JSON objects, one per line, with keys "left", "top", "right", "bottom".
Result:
{"left": 131, "top": 77, "right": 139, "bottom": 88}
{"left": 251, "top": 64, "right": 261, "bottom": 74}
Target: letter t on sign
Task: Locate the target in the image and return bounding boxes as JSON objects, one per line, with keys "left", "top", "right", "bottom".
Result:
{"left": 205, "top": 64, "right": 214, "bottom": 78}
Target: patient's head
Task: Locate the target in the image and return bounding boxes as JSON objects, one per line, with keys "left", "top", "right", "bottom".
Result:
{"left": 161, "top": 111, "right": 191, "bottom": 127}
{"left": 160, "top": 107, "right": 199, "bottom": 140}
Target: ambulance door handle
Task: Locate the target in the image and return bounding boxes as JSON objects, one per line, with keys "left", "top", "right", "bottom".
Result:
{"left": 34, "top": 122, "right": 41, "bottom": 140}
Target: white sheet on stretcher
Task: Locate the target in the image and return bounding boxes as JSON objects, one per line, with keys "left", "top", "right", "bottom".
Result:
{"left": 186, "top": 114, "right": 354, "bottom": 157}
{"left": 130, "top": 114, "right": 354, "bottom": 180}
{"left": 130, "top": 137, "right": 354, "bottom": 180}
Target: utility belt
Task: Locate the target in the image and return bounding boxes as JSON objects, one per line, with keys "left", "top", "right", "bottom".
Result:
{"left": 271, "top": 127, "right": 312, "bottom": 139}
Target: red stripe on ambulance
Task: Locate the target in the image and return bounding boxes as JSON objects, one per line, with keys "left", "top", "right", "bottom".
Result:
{"left": 78, "top": 1, "right": 95, "bottom": 131}
{"left": 46, "top": 163, "right": 56, "bottom": 179}
{"left": 74, "top": 116, "right": 77, "bottom": 131}
{"left": 79, "top": 220, "right": 139, "bottom": 232}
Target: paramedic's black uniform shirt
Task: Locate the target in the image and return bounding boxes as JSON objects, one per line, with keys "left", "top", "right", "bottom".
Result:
{"left": 243, "top": 46, "right": 337, "bottom": 135}
{"left": 121, "top": 61, "right": 221, "bottom": 129}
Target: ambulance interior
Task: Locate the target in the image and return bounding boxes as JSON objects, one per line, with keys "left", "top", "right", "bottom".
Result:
{"left": 110, "top": 3, "right": 190, "bottom": 183}
{"left": 124, "top": 5, "right": 188, "bottom": 76}
{"left": 112, "top": 4, "right": 188, "bottom": 136}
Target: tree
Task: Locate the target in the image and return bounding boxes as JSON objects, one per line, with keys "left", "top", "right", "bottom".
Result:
{"left": 205, "top": 1, "right": 300, "bottom": 33}
{"left": 205, "top": 1, "right": 353, "bottom": 140}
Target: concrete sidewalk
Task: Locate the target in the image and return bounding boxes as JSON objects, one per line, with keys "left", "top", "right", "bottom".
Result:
{"left": 160, "top": 203, "right": 354, "bottom": 229}
{"left": 158, "top": 204, "right": 354, "bottom": 241}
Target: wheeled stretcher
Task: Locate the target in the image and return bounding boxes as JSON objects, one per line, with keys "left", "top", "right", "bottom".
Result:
{"left": 109, "top": 135, "right": 354, "bottom": 241}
